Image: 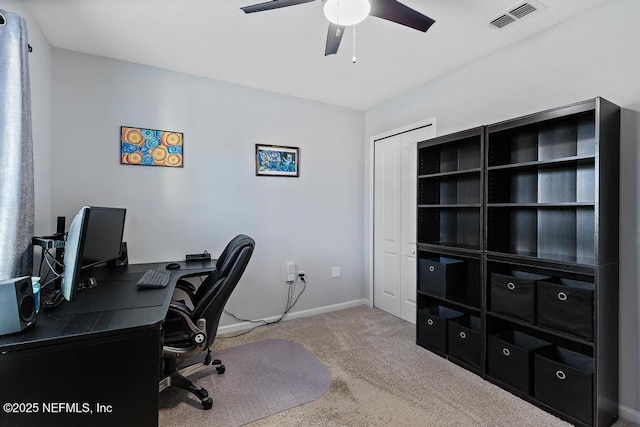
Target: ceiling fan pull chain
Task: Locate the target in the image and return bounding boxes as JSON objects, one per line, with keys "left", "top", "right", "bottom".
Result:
{"left": 352, "top": 25, "right": 357, "bottom": 63}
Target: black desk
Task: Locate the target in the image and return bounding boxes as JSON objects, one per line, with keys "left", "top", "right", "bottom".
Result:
{"left": 0, "top": 261, "right": 215, "bottom": 427}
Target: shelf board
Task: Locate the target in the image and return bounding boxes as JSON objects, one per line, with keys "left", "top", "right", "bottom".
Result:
{"left": 418, "top": 168, "right": 481, "bottom": 179}
{"left": 418, "top": 204, "right": 481, "bottom": 209}
{"left": 485, "top": 250, "right": 596, "bottom": 269}
{"left": 417, "top": 290, "right": 481, "bottom": 312}
{"left": 418, "top": 242, "right": 482, "bottom": 253}
{"left": 487, "top": 154, "right": 595, "bottom": 171}
{"left": 486, "top": 312, "right": 595, "bottom": 347}
{"left": 487, "top": 202, "right": 594, "bottom": 208}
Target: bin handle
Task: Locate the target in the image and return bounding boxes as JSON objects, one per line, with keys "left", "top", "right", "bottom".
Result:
{"left": 507, "top": 282, "right": 516, "bottom": 290}
{"left": 429, "top": 266, "right": 435, "bottom": 272}
{"left": 427, "top": 319, "right": 434, "bottom": 326}
{"left": 459, "top": 331, "right": 466, "bottom": 339}
{"left": 556, "top": 370, "right": 566, "bottom": 380}
{"left": 557, "top": 292, "right": 567, "bottom": 301}
{"left": 502, "top": 348, "right": 510, "bottom": 357}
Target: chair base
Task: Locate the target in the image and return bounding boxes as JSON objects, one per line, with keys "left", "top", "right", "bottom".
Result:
{"left": 160, "top": 355, "right": 224, "bottom": 410}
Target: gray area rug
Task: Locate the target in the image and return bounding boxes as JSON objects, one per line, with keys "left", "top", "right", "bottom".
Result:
{"left": 158, "top": 339, "right": 331, "bottom": 427}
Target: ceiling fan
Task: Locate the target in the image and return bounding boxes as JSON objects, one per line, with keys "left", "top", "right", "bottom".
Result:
{"left": 240, "top": 0, "right": 435, "bottom": 56}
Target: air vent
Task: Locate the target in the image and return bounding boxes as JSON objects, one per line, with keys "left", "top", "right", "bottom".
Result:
{"left": 510, "top": 3, "right": 537, "bottom": 19}
{"left": 489, "top": 1, "right": 543, "bottom": 29}
{"left": 490, "top": 14, "right": 516, "bottom": 29}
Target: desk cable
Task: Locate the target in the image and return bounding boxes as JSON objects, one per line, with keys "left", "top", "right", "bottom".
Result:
{"left": 220, "top": 274, "right": 307, "bottom": 338}
{"left": 38, "top": 246, "right": 64, "bottom": 289}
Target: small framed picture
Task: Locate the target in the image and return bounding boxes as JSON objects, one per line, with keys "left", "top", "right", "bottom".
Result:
{"left": 121, "top": 126, "right": 183, "bottom": 168}
{"left": 255, "top": 144, "right": 299, "bottom": 177}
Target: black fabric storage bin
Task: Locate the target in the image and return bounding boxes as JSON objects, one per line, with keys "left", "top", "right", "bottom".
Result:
{"left": 448, "top": 315, "right": 481, "bottom": 369}
{"left": 490, "top": 271, "right": 550, "bottom": 323}
{"left": 487, "top": 331, "right": 550, "bottom": 395}
{"left": 537, "top": 278, "right": 594, "bottom": 340}
{"left": 419, "top": 257, "right": 465, "bottom": 298}
{"left": 417, "top": 306, "right": 464, "bottom": 353}
{"left": 534, "top": 346, "right": 594, "bottom": 425}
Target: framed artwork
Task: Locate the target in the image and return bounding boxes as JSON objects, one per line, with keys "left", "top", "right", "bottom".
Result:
{"left": 120, "top": 126, "right": 183, "bottom": 167}
{"left": 255, "top": 144, "right": 299, "bottom": 177}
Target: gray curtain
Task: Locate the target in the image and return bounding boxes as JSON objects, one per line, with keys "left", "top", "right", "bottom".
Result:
{"left": 0, "top": 9, "right": 34, "bottom": 280}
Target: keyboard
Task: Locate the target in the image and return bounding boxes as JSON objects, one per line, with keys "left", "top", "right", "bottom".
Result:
{"left": 136, "top": 269, "right": 171, "bottom": 289}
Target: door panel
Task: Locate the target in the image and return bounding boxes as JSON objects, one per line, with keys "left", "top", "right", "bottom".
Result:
{"left": 374, "top": 124, "right": 436, "bottom": 322}
{"left": 400, "top": 136, "right": 418, "bottom": 323}
{"left": 374, "top": 136, "right": 402, "bottom": 316}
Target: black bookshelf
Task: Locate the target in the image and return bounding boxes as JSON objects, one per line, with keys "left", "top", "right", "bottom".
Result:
{"left": 416, "top": 98, "right": 620, "bottom": 426}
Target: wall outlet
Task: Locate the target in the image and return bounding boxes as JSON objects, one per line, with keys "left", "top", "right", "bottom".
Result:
{"left": 285, "top": 262, "right": 296, "bottom": 283}
{"left": 331, "top": 267, "right": 341, "bottom": 278}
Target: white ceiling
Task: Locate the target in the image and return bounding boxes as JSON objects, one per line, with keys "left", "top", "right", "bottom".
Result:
{"left": 24, "top": 0, "right": 609, "bottom": 110}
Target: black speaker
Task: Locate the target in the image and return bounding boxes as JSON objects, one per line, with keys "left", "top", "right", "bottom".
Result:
{"left": 0, "top": 276, "right": 37, "bottom": 336}
{"left": 108, "top": 242, "right": 128, "bottom": 268}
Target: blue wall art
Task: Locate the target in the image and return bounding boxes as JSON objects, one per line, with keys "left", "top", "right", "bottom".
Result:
{"left": 255, "top": 144, "right": 299, "bottom": 177}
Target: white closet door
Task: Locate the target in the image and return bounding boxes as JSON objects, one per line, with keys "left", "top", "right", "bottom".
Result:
{"left": 373, "top": 135, "right": 402, "bottom": 317}
{"left": 374, "top": 125, "right": 436, "bottom": 323}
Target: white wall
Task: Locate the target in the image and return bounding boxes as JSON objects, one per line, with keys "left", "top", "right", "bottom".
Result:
{"left": 0, "top": 0, "right": 52, "bottom": 237}
{"left": 51, "top": 49, "right": 366, "bottom": 323}
{"left": 365, "top": 0, "right": 640, "bottom": 420}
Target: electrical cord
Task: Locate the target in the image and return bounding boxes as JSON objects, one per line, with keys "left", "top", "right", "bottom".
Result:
{"left": 220, "top": 275, "right": 307, "bottom": 339}
{"left": 35, "top": 247, "right": 65, "bottom": 289}
{"left": 40, "top": 247, "right": 64, "bottom": 289}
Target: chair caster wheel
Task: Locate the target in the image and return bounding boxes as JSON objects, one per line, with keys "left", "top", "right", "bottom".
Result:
{"left": 202, "top": 398, "right": 213, "bottom": 410}
{"left": 216, "top": 365, "right": 225, "bottom": 374}
{"left": 204, "top": 353, "right": 211, "bottom": 365}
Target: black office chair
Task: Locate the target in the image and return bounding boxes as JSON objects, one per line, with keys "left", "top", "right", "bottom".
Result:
{"left": 172, "top": 234, "right": 252, "bottom": 307}
{"left": 159, "top": 234, "right": 255, "bottom": 409}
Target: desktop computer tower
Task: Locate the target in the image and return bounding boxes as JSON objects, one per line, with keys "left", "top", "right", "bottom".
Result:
{"left": 0, "top": 276, "right": 36, "bottom": 336}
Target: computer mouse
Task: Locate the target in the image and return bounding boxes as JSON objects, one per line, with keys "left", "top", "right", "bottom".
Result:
{"left": 166, "top": 262, "right": 181, "bottom": 270}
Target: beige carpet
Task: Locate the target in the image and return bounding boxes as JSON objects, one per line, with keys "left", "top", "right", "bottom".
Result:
{"left": 183, "top": 305, "right": 635, "bottom": 426}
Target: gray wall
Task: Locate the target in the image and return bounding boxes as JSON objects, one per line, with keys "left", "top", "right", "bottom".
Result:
{"left": 50, "top": 49, "right": 366, "bottom": 324}
{"left": 0, "top": 0, "right": 52, "bottom": 237}
{"left": 365, "top": 0, "right": 640, "bottom": 420}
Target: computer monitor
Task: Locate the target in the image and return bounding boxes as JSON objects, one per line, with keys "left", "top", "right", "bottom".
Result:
{"left": 81, "top": 207, "right": 127, "bottom": 269}
{"left": 61, "top": 206, "right": 127, "bottom": 301}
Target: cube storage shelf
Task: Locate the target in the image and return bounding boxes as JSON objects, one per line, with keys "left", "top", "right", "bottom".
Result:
{"left": 417, "top": 127, "right": 484, "bottom": 252}
{"left": 416, "top": 98, "right": 619, "bottom": 427}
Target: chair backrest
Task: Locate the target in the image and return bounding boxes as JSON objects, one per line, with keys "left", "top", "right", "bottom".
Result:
{"left": 193, "top": 234, "right": 252, "bottom": 303}
{"left": 191, "top": 234, "right": 254, "bottom": 348}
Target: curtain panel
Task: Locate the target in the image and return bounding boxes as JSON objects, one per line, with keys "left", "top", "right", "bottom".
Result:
{"left": 0, "top": 9, "right": 34, "bottom": 280}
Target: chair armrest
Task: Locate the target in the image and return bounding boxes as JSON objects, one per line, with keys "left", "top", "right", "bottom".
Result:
{"left": 163, "top": 301, "right": 207, "bottom": 360}
{"left": 175, "top": 279, "right": 197, "bottom": 303}
{"left": 177, "top": 270, "right": 215, "bottom": 280}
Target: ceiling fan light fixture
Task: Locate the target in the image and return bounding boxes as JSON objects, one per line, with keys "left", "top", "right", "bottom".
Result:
{"left": 323, "top": 0, "right": 371, "bottom": 26}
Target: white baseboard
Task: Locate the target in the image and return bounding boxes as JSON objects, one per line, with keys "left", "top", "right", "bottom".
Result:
{"left": 218, "top": 298, "right": 369, "bottom": 335}
{"left": 619, "top": 403, "right": 640, "bottom": 424}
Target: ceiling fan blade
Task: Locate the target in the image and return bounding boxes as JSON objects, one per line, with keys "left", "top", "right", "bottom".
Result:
{"left": 324, "top": 23, "right": 346, "bottom": 56}
{"left": 369, "top": 0, "right": 435, "bottom": 32}
{"left": 241, "top": 0, "right": 315, "bottom": 14}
